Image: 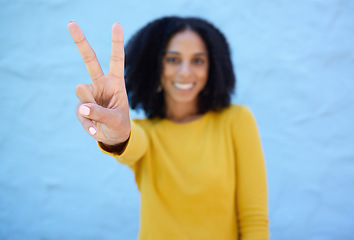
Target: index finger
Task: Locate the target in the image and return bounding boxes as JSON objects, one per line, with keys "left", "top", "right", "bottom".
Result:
{"left": 68, "top": 21, "right": 104, "bottom": 81}
{"left": 108, "top": 23, "right": 125, "bottom": 79}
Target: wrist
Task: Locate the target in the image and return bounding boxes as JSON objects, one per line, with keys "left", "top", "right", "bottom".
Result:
{"left": 99, "top": 136, "right": 130, "bottom": 154}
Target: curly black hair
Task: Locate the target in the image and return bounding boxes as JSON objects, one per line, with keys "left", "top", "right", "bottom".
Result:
{"left": 125, "top": 16, "right": 236, "bottom": 118}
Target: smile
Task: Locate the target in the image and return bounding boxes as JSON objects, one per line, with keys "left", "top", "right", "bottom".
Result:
{"left": 173, "top": 82, "right": 194, "bottom": 90}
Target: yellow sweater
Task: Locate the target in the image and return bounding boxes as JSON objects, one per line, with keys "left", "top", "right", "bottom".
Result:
{"left": 100, "top": 105, "right": 269, "bottom": 240}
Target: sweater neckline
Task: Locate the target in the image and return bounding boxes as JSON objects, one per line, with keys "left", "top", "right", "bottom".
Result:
{"left": 159, "top": 111, "right": 211, "bottom": 126}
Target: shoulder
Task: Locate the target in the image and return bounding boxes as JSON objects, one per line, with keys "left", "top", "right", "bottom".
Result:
{"left": 132, "top": 118, "right": 152, "bottom": 127}
{"left": 131, "top": 117, "right": 161, "bottom": 131}
{"left": 218, "top": 104, "right": 254, "bottom": 121}
{"left": 223, "top": 104, "right": 247, "bottom": 113}
{"left": 211, "top": 104, "right": 258, "bottom": 133}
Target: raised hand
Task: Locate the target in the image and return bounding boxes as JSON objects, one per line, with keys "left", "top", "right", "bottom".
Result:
{"left": 68, "top": 21, "right": 131, "bottom": 146}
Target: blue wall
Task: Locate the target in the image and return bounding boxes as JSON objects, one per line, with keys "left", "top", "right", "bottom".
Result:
{"left": 1, "top": 0, "right": 354, "bottom": 239}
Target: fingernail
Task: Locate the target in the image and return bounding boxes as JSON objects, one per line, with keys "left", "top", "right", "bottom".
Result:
{"left": 69, "top": 20, "right": 75, "bottom": 23}
{"left": 89, "top": 127, "right": 97, "bottom": 135}
{"left": 79, "top": 105, "right": 90, "bottom": 116}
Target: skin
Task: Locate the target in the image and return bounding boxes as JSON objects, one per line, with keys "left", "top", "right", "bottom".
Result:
{"left": 68, "top": 21, "right": 130, "bottom": 147}
{"left": 68, "top": 22, "right": 209, "bottom": 147}
{"left": 162, "top": 29, "right": 209, "bottom": 123}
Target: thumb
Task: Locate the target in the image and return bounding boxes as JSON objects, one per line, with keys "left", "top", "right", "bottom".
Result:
{"left": 78, "top": 102, "right": 119, "bottom": 125}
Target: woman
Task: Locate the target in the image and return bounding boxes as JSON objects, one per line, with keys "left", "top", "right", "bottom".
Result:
{"left": 68, "top": 16, "right": 269, "bottom": 240}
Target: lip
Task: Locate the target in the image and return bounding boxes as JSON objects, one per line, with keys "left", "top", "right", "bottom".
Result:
{"left": 173, "top": 82, "right": 195, "bottom": 90}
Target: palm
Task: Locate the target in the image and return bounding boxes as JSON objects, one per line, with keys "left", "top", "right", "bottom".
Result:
{"left": 90, "top": 75, "right": 129, "bottom": 142}
{"left": 68, "top": 22, "right": 130, "bottom": 145}
{"left": 91, "top": 75, "right": 126, "bottom": 108}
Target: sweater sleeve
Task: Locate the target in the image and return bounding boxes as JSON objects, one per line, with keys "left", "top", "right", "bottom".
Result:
{"left": 98, "top": 120, "right": 149, "bottom": 167}
{"left": 233, "top": 106, "right": 269, "bottom": 239}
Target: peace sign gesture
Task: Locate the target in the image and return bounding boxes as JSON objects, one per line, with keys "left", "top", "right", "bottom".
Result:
{"left": 68, "top": 21, "right": 131, "bottom": 147}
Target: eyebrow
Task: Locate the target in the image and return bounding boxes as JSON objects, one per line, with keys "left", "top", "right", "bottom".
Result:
{"left": 165, "top": 51, "right": 208, "bottom": 56}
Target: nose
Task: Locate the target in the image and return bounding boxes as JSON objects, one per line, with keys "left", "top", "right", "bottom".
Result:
{"left": 179, "top": 61, "right": 192, "bottom": 78}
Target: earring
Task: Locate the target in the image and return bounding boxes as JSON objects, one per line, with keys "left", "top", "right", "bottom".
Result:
{"left": 157, "top": 84, "right": 163, "bottom": 93}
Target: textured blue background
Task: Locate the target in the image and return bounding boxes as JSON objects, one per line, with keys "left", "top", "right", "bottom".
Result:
{"left": 1, "top": 0, "right": 354, "bottom": 239}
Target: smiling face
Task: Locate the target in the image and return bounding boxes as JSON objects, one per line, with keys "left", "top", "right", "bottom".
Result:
{"left": 161, "top": 29, "right": 209, "bottom": 111}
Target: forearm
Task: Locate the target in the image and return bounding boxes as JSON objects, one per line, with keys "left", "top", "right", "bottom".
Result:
{"left": 98, "top": 120, "right": 149, "bottom": 165}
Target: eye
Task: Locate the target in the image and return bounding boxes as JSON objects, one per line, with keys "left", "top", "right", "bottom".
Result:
{"left": 192, "top": 58, "right": 205, "bottom": 65}
{"left": 165, "top": 56, "right": 180, "bottom": 64}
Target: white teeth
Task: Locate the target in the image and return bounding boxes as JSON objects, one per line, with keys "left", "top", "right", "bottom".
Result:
{"left": 174, "top": 82, "right": 194, "bottom": 90}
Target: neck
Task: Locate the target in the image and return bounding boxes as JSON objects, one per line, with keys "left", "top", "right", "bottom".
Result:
{"left": 164, "top": 99, "right": 201, "bottom": 123}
